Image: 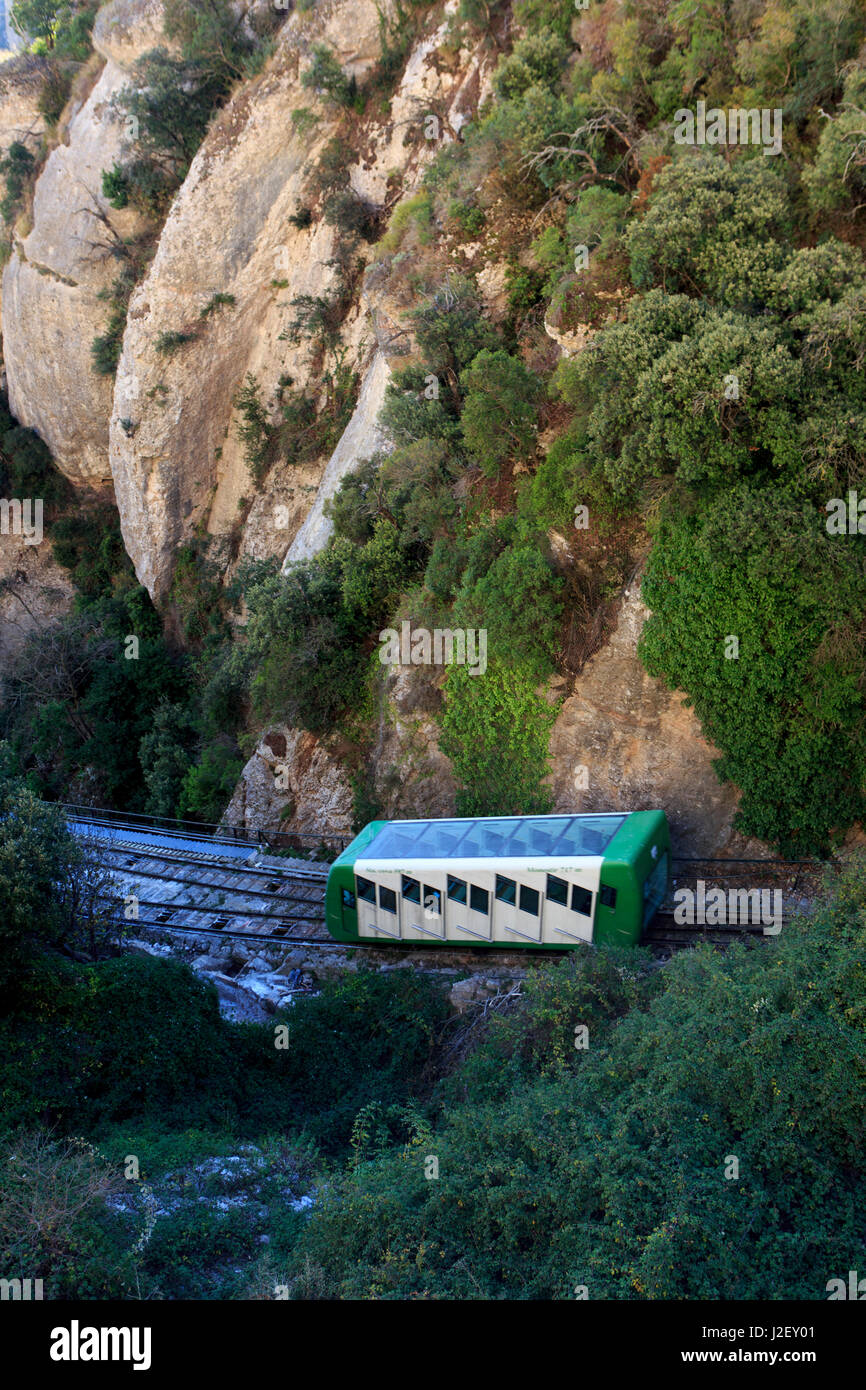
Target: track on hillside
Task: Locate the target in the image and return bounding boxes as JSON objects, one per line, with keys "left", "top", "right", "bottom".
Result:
{"left": 67, "top": 806, "right": 827, "bottom": 958}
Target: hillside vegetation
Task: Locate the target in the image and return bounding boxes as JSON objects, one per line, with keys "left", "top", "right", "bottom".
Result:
{"left": 0, "top": 766, "right": 863, "bottom": 1298}
{"left": 2, "top": 0, "right": 865, "bottom": 852}
{"left": 2, "top": 0, "right": 866, "bottom": 1302}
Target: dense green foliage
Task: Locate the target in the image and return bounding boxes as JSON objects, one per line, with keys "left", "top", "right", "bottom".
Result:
{"left": 440, "top": 659, "right": 557, "bottom": 816}
{"left": 0, "top": 389, "right": 71, "bottom": 506}
{"left": 289, "top": 863, "right": 866, "bottom": 1298}
{"left": 6, "top": 0, "right": 866, "bottom": 1312}
{"left": 0, "top": 140, "right": 35, "bottom": 224}
{"left": 4, "top": 782, "right": 865, "bottom": 1302}
{"left": 0, "top": 588, "right": 189, "bottom": 809}
{"left": 640, "top": 488, "right": 866, "bottom": 854}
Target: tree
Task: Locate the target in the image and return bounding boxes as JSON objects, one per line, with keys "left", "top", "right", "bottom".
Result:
{"left": 0, "top": 784, "right": 121, "bottom": 997}
{"left": 460, "top": 348, "right": 540, "bottom": 476}
{"left": 493, "top": 31, "right": 568, "bottom": 101}
{"left": 162, "top": 0, "right": 253, "bottom": 85}
{"left": 409, "top": 279, "right": 499, "bottom": 385}
{"left": 301, "top": 44, "right": 358, "bottom": 108}
{"left": 139, "top": 700, "right": 197, "bottom": 819}
{"left": 177, "top": 739, "right": 243, "bottom": 824}
{"left": 804, "top": 68, "right": 866, "bottom": 214}
{"left": 10, "top": 0, "right": 60, "bottom": 47}
{"left": 0, "top": 140, "right": 35, "bottom": 223}
{"left": 454, "top": 534, "right": 563, "bottom": 678}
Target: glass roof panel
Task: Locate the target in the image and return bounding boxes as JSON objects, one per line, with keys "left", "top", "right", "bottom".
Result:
{"left": 363, "top": 815, "right": 627, "bottom": 860}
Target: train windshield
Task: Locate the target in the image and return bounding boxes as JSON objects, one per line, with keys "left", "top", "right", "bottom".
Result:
{"left": 364, "top": 815, "right": 627, "bottom": 859}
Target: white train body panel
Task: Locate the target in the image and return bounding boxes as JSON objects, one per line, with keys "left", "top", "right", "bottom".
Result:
{"left": 353, "top": 854, "right": 604, "bottom": 946}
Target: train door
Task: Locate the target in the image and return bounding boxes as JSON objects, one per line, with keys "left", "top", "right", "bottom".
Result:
{"left": 401, "top": 873, "right": 446, "bottom": 942}
{"left": 495, "top": 875, "right": 543, "bottom": 943}
{"left": 492, "top": 872, "right": 518, "bottom": 940}
{"left": 542, "top": 872, "right": 594, "bottom": 944}
{"left": 355, "top": 870, "right": 402, "bottom": 939}
{"left": 445, "top": 871, "right": 493, "bottom": 942}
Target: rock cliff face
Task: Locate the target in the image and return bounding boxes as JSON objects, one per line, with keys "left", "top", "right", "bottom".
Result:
{"left": 369, "top": 663, "right": 457, "bottom": 820}
{"left": 0, "top": 0, "right": 490, "bottom": 589}
{"left": 0, "top": 528, "right": 75, "bottom": 668}
{"left": 548, "top": 580, "right": 744, "bottom": 856}
{"left": 0, "top": 54, "right": 48, "bottom": 157}
{"left": 109, "top": 0, "right": 489, "bottom": 599}
{"left": 223, "top": 723, "right": 354, "bottom": 837}
{"left": 1, "top": 0, "right": 161, "bottom": 482}
{"left": 0, "top": 0, "right": 753, "bottom": 855}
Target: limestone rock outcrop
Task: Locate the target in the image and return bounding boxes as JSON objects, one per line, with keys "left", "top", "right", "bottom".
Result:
{"left": 223, "top": 723, "right": 354, "bottom": 838}
{"left": 109, "top": 0, "right": 492, "bottom": 597}
{"left": 1, "top": 0, "right": 160, "bottom": 482}
{"left": 548, "top": 579, "right": 742, "bottom": 855}
{"left": 0, "top": 528, "right": 75, "bottom": 668}
{"left": 0, "top": 54, "right": 49, "bottom": 157}
{"left": 369, "top": 661, "right": 457, "bottom": 820}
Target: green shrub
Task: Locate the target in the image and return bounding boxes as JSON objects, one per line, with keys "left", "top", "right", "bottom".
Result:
{"left": 453, "top": 530, "right": 563, "bottom": 677}
{"left": 233, "top": 373, "right": 274, "bottom": 483}
{"left": 493, "top": 30, "right": 568, "bottom": 101}
{"left": 91, "top": 268, "right": 139, "bottom": 378}
{"left": 138, "top": 700, "right": 196, "bottom": 818}
{"left": 291, "top": 861, "right": 866, "bottom": 1299}
{"left": 0, "top": 391, "right": 71, "bottom": 507}
{"left": 49, "top": 502, "right": 134, "bottom": 595}
{"left": 0, "top": 1129, "right": 136, "bottom": 1300}
{"left": 640, "top": 484, "right": 866, "bottom": 855}
{"left": 804, "top": 68, "right": 866, "bottom": 213}
{"left": 306, "top": 136, "right": 352, "bottom": 198}
{"left": 322, "top": 188, "right": 378, "bottom": 240}
{"left": 460, "top": 348, "right": 541, "bottom": 476}
{"left": 565, "top": 186, "right": 628, "bottom": 261}
{"left": 36, "top": 60, "right": 72, "bottom": 126}
{"left": 155, "top": 328, "right": 199, "bottom": 354}
{"left": 177, "top": 739, "right": 244, "bottom": 824}
{"left": 410, "top": 277, "right": 499, "bottom": 378}
{"left": 252, "top": 969, "right": 450, "bottom": 1153}
{"left": 199, "top": 291, "right": 236, "bottom": 318}
{"left": 440, "top": 657, "right": 557, "bottom": 815}
{"left": 0, "top": 587, "right": 188, "bottom": 810}
{"left": 447, "top": 199, "right": 486, "bottom": 237}
{"left": 375, "top": 190, "right": 433, "bottom": 256}
{"left": 302, "top": 43, "right": 358, "bottom": 108}
{"left": 242, "top": 521, "right": 413, "bottom": 734}
{"left": 0, "top": 140, "right": 35, "bottom": 223}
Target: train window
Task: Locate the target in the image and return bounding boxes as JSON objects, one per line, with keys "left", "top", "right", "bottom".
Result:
{"left": 546, "top": 874, "right": 568, "bottom": 906}
{"left": 519, "top": 884, "right": 540, "bottom": 916}
{"left": 424, "top": 887, "right": 441, "bottom": 917}
{"left": 530, "top": 831, "right": 553, "bottom": 854}
{"left": 356, "top": 876, "right": 376, "bottom": 904}
{"left": 447, "top": 875, "right": 467, "bottom": 904}
{"left": 470, "top": 884, "right": 489, "bottom": 914}
{"left": 341, "top": 888, "right": 356, "bottom": 910}
{"left": 379, "top": 886, "right": 397, "bottom": 914}
{"left": 402, "top": 875, "right": 421, "bottom": 904}
{"left": 571, "top": 884, "right": 593, "bottom": 916}
{"left": 600, "top": 884, "right": 617, "bottom": 909}
{"left": 495, "top": 875, "right": 517, "bottom": 906}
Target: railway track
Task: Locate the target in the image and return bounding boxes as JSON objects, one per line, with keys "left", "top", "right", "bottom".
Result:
{"left": 92, "top": 844, "right": 330, "bottom": 940}
{"left": 644, "top": 915, "right": 780, "bottom": 949}
{"left": 72, "top": 811, "right": 824, "bottom": 961}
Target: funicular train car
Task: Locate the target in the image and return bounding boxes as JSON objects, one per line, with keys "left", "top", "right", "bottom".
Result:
{"left": 325, "top": 811, "right": 670, "bottom": 950}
